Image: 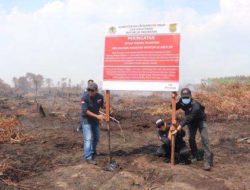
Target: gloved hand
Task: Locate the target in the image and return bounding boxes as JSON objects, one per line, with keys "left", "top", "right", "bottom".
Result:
{"left": 169, "top": 124, "right": 181, "bottom": 136}
{"left": 96, "top": 114, "right": 106, "bottom": 121}
{"left": 171, "top": 129, "right": 178, "bottom": 135}
{"left": 168, "top": 126, "right": 175, "bottom": 140}
{"left": 177, "top": 124, "right": 182, "bottom": 131}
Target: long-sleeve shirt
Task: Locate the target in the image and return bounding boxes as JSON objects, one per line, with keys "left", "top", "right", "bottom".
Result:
{"left": 176, "top": 99, "right": 206, "bottom": 127}
{"left": 81, "top": 92, "right": 103, "bottom": 124}
{"left": 158, "top": 127, "right": 186, "bottom": 151}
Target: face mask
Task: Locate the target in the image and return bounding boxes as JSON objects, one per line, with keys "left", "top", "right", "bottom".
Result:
{"left": 182, "top": 98, "right": 191, "bottom": 105}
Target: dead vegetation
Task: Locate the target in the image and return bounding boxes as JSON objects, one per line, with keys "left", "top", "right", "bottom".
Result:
{"left": 0, "top": 76, "right": 249, "bottom": 190}
{"left": 0, "top": 114, "right": 32, "bottom": 144}
{"left": 195, "top": 78, "right": 250, "bottom": 121}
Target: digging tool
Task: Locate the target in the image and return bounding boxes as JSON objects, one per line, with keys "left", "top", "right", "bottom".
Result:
{"left": 100, "top": 111, "right": 126, "bottom": 142}
{"left": 104, "top": 90, "right": 119, "bottom": 171}
{"left": 99, "top": 111, "right": 120, "bottom": 124}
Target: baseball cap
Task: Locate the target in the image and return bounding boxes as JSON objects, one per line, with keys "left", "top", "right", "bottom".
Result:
{"left": 155, "top": 119, "right": 164, "bottom": 128}
{"left": 87, "top": 82, "right": 98, "bottom": 90}
{"left": 181, "top": 88, "right": 192, "bottom": 98}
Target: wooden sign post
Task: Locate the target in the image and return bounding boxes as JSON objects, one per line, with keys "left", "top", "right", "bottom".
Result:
{"left": 105, "top": 90, "right": 111, "bottom": 163}
{"left": 171, "top": 92, "right": 177, "bottom": 165}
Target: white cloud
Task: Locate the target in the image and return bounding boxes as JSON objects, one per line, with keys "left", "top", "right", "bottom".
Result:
{"left": 34, "top": 1, "right": 64, "bottom": 17}
{"left": 0, "top": 0, "right": 249, "bottom": 86}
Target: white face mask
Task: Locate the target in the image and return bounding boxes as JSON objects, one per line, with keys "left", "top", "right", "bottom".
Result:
{"left": 182, "top": 98, "right": 191, "bottom": 105}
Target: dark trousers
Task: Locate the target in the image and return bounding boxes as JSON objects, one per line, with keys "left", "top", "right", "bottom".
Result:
{"left": 156, "top": 143, "right": 190, "bottom": 163}
{"left": 156, "top": 144, "right": 170, "bottom": 157}
{"left": 188, "top": 121, "right": 213, "bottom": 163}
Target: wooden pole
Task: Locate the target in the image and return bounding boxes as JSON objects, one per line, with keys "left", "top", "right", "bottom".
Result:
{"left": 171, "top": 92, "right": 177, "bottom": 165}
{"left": 105, "top": 90, "right": 111, "bottom": 163}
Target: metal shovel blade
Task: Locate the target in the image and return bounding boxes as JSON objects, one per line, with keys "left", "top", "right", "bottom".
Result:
{"left": 104, "top": 160, "right": 119, "bottom": 172}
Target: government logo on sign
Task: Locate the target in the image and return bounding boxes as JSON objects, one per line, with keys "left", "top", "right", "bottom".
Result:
{"left": 169, "top": 23, "right": 177, "bottom": 32}
{"left": 109, "top": 26, "right": 116, "bottom": 34}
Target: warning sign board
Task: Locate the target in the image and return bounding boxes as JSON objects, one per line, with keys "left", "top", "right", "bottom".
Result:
{"left": 103, "top": 23, "right": 180, "bottom": 91}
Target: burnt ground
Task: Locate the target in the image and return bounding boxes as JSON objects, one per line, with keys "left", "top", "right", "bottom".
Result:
{"left": 0, "top": 95, "right": 250, "bottom": 190}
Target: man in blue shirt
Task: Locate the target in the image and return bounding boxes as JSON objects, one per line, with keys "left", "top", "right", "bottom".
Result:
{"left": 81, "top": 82, "right": 105, "bottom": 165}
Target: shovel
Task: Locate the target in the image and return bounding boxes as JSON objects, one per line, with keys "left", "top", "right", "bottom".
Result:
{"left": 103, "top": 120, "right": 119, "bottom": 171}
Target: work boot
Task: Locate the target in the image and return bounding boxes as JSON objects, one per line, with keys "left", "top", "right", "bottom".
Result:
{"left": 155, "top": 146, "right": 166, "bottom": 157}
{"left": 86, "top": 160, "right": 97, "bottom": 165}
{"left": 203, "top": 162, "right": 211, "bottom": 171}
{"left": 196, "top": 149, "right": 204, "bottom": 161}
{"left": 164, "top": 157, "right": 170, "bottom": 163}
{"left": 179, "top": 158, "right": 191, "bottom": 165}
{"left": 185, "top": 159, "right": 192, "bottom": 165}
{"left": 178, "top": 160, "right": 186, "bottom": 165}
{"left": 190, "top": 155, "right": 197, "bottom": 163}
{"left": 92, "top": 152, "right": 100, "bottom": 160}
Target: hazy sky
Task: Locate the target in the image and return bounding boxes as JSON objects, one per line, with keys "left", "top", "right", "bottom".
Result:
{"left": 0, "top": 0, "right": 249, "bottom": 85}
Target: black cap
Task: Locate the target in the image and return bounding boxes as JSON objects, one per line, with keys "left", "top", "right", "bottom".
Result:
{"left": 181, "top": 88, "right": 192, "bottom": 98}
{"left": 87, "top": 79, "right": 94, "bottom": 84}
{"left": 87, "top": 82, "right": 98, "bottom": 90}
{"left": 155, "top": 119, "right": 164, "bottom": 128}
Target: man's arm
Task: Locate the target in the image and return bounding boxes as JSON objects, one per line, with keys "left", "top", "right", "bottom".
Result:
{"left": 179, "top": 103, "right": 200, "bottom": 127}
{"left": 161, "top": 136, "right": 171, "bottom": 146}
{"left": 176, "top": 100, "right": 182, "bottom": 110}
{"left": 86, "top": 110, "right": 104, "bottom": 120}
{"left": 158, "top": 131, "right": 171, "bottom": 145}
{"left": 177, "top": 129, "right": 186, "bottom": 138}
{"left": 170, "top": 99, "right": 182, "bottom": 110}
{"left": 81, "top": 96, "right": 88, "bottom": 116}
{"left": 168, "top": 125, "right": 178, "bottom": 140}
{"left": 100, "top": 95, "right": 104, "bottom": 109}
{"left": 81, "top": 96, "right": 104, "bottom": 120}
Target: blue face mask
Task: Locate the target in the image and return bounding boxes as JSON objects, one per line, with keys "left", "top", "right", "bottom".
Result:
{"left": 182, "top": 98, "right": 191, "bottom": 105}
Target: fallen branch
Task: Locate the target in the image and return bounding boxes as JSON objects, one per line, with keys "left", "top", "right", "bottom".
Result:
{"left": 117, "top": 123, "right": 126, "bottom": 143}
{"left": 236, "top": 137, "right": 250, "bottom": 143}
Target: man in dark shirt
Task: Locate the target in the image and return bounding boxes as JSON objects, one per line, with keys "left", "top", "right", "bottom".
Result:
{"left": 175, "top": 88, "right": 213, "bottom": 171}
{"left": 81, "top": 82, "right": 105, "bottom": 165}
{"left": 77, "top": 79, "right": 95, "bottom": 132}
{"left": 155, "top": 119, "right": 190, "bottom": 164}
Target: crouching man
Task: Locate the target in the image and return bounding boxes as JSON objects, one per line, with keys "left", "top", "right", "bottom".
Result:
{"left": 155, "top": 119, "right": 190, "bottom": 164}
{"left": 81, "top": 82, "right": 105, "bottom": 165}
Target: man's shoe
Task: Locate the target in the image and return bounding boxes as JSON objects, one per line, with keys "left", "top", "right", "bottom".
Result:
{"left": 184, "top": 159, "right": 191, "bottom": 165}
{"left": 196, "top": 149, "right": 204, "bottom": 161}
{"left": 203, "top": 162, "right": 211, "bottom": 171}
{"left": 191, "top": 157, "right": 197, "bottom": 163}
{"left": 86, "top": 160, "right": 97, "bottom": 165}
{"left": 164, "top": 157, "right": 170, "bottom": 163}
{"left": 92, "top": 151, "right": 100, "bottom": 160}
{"left": 92, "top": 153, "right": 96, "bottom": 160}
{"left": 154, "top": 152, "right": 164, "bottom": 157}
{"left": 178, "top": 161, "right": 186, "bottom": 165}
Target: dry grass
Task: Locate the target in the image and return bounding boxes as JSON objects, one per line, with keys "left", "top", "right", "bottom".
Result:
{"left": 195, "top": 82, "right": 250, "bottom": 120}
{"left": 0, "top": 114, "right": 32, "bottom": 143}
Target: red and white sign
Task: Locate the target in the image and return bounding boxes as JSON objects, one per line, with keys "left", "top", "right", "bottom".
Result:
{"left": 103, "top": 23, "right": 180, "bottom": 91}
